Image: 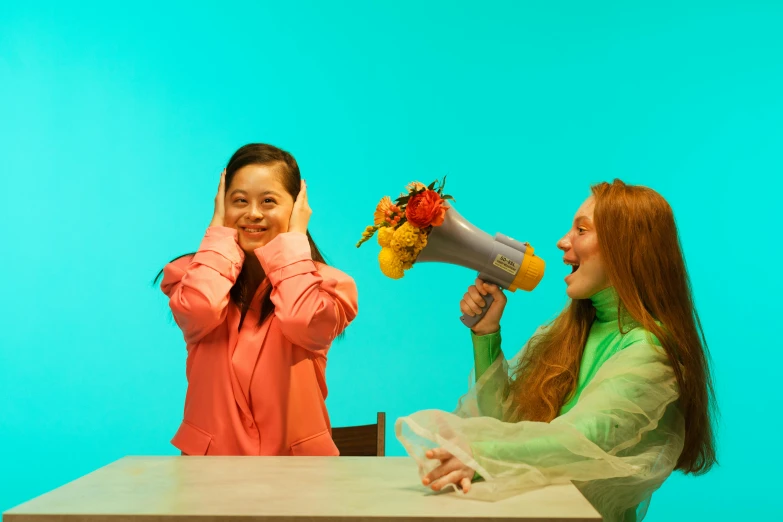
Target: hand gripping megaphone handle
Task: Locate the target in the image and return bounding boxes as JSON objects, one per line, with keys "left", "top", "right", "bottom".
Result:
{"left": 460, "top": 293, "right": 495, "bottom": 328}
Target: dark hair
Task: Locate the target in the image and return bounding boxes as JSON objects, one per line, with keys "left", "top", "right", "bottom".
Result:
{"left": 155, "top": 143, "right": 328, "bottom": 328}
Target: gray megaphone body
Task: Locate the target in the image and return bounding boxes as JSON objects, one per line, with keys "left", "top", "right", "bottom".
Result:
{"left": 415, "top": 203, "right": 546, "bottom": 327}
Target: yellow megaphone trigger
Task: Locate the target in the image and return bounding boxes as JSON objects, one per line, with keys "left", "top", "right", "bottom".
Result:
{"left": 508, "top": 246, "right": 546, "bottom": 292}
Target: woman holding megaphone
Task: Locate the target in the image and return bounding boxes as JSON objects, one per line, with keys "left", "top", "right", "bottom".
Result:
{"left": 396, "top": 180, "right": 716, "bottom": 522}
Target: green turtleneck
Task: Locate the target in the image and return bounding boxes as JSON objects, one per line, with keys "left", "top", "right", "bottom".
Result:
{"left": 471, "top": 286, "right": 651, "bottom": 416}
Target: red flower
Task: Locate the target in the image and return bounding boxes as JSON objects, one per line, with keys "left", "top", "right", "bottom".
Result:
{"left": 405, "top": 190, "right": 447, "bottom": 228}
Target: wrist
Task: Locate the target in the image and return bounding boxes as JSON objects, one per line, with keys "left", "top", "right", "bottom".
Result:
{"left": 471, "top": 324, "right": 500, "bottom": 337}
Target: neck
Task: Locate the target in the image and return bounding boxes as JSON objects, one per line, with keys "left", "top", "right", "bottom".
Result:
{"left": 589, "top": 285, "right": 639, "bottom": 327}
{"left": 590, "top": 286, "right": 619, "bottom": 323}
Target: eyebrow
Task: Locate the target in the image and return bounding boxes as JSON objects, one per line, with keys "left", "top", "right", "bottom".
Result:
{"left": 229, "top": 189, "right": 283, "bottom": 197}
{"left": 574, "top": 215, "right": 592, "bottom": 225}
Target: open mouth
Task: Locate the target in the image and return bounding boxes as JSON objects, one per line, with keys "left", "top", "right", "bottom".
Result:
{"left": 241, "top": 227, "right": 268, "bottom": 234}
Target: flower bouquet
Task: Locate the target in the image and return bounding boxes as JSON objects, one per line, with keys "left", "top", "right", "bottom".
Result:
{"left": 356, "top": 178, "right": 453, "bottom": 279}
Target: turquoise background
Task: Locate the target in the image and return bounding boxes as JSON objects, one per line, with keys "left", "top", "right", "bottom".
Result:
{"left": 1, "top": 1, "right": 780, "bottom": 519}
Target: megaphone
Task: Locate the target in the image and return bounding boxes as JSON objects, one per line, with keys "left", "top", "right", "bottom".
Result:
{"left": 415, "top": 203, "right": 546, "bottom": 327}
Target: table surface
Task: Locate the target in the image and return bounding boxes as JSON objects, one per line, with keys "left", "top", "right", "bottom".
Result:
{"left": 3, "top": 456, "right": 602, "bottom": 522}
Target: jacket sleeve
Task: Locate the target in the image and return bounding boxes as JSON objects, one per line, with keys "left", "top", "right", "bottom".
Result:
{"left": 160, "top": 226, "right": 244, "bottom": 344}
{"left": 255, "top": 232, "right": 358, "bottom": 353}
{"left": 462, "top": 330, "right": 506, "bottom": 419}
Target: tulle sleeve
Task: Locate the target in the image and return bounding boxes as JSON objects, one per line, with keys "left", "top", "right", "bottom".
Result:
{"left": 395, "top": 341, "right": 685, "bottom": 521}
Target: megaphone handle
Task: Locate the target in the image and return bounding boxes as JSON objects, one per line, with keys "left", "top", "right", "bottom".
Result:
{"left": 460, "top": 293, "right": 495, "bottom": 328}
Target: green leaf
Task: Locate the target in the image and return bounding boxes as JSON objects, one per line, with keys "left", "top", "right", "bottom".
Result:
{"left": 428, "top": 180, "right": 436, "bottom": 190}
{"left": 443, "top": 195, "right": 455, "bottom": 201}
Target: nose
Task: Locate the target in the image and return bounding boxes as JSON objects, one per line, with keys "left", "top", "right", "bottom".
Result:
{"left": 556, "top": 233, "right": 571, "bottom": 252}
{"left": 247, "top": 203, "right": 264, "bottom": 221}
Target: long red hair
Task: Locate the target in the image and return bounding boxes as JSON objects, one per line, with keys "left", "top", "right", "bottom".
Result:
{"left": 508, "top": 179, "right": 716, "bottom": 474}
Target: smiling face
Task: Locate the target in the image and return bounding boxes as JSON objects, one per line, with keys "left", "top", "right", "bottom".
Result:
{"left": 556, "top": 196, "right": 611, "bottom": 299}
{"left": 223, "top": 163, "right": 295, "bottom": 252}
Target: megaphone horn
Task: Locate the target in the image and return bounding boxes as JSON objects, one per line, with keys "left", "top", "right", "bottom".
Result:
{"left": 416, "top": 203, "right": 545, "bottom": 327}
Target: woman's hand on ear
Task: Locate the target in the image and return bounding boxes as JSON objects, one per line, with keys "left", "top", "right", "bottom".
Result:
{"left": 209, "top": 169, "right": 226, "bottom": 228}
{"left": 288, "top": 180, "right": 311, "bottom": 235}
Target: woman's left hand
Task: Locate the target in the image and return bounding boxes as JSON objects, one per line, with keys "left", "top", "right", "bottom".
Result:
{"left": 422, "top": 447, "right": 475, "bottom": 493}
{"left": 288, "top": 179, "right": 311, "bottom": 235}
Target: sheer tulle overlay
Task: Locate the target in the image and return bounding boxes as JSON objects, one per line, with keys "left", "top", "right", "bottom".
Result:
{"left": 396, "top": 341, "right": 685, "bottom": 522}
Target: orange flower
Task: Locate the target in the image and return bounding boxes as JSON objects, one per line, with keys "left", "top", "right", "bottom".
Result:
{"left": 407, "top": 181, "right": 427, "bottom": 192}
{"left": 405, "top": 189, "right": 447, "bottom": 228}
{"left": 374, "top": 196, "right": 392, "bottom": 226}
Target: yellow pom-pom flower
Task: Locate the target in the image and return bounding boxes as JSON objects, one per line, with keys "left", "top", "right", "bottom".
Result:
{"left": 377, "top": 226, "right": 395, "bottom": 248}
{"left": 378, "top": 247, "right": 404, "bottom": 279}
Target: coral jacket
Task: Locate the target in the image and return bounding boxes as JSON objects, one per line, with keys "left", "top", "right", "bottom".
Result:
{"left": 161, "top": 227, "right": 358, "bottom": 455}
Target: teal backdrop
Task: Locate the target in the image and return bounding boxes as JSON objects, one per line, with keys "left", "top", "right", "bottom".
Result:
{"left": 1, "top": 1, "right": 780, "bottom": 520}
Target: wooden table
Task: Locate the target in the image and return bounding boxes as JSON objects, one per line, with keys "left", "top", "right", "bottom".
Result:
{"left": 3, "top": 457, "right": 601, "bottom": 522}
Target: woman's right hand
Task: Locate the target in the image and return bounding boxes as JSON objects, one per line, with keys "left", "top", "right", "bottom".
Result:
{"left": 209, "top": 169, "right": 226, "bottom": 228}
{"left": 460, "top": 278, "right": 507, "bottom": 336}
